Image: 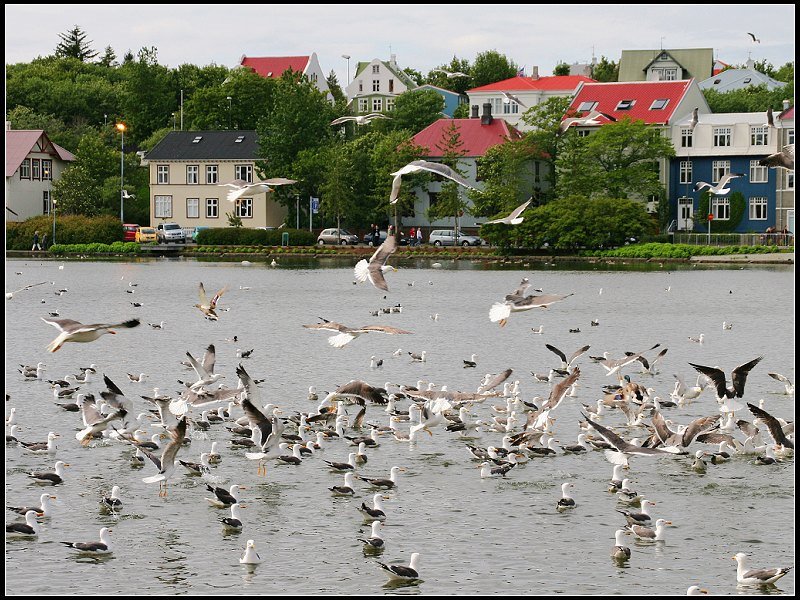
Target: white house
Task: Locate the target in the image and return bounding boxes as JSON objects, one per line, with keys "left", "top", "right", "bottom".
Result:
{"left": 344, "top": 55, "right": 417, "bottom": 114}
{"left": 238, "top": 53, "right": 332, "bottom": 101}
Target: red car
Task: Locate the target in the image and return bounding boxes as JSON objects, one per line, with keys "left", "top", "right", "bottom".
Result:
{"left": 123, "top": 224, "right": 139, "bottom": 242}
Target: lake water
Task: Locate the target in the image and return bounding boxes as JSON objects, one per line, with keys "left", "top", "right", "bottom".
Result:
{"left": 5, "top": 256, "right": 795, "bottom": 595}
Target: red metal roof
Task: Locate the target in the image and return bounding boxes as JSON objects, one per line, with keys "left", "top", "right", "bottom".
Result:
{"left": 566, "top": 80, "right": 693, "bottom": 125}
{"left": 779, "top": 106, "right": 794, "bottom": 120}
{"left": 240, "top": 56, "right": 310, "bottom": 78}
{"left": 469, "top": 75, "right": 594, "bottom": 93}
{"left": 6, "top": 130, "right": 75, "bottom": 177}
{"left": 411, "top": 118, "right": 523, "bottom": 157}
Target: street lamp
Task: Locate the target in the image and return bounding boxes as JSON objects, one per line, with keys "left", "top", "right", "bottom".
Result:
{"left": 226, "top": 96, "right": 232, "bottom": 130}
{"left": 341, "top": 54, "right": 350, "bottom": 87}
{"left": 116, "top": 122, "right": 126, "bottom": 222}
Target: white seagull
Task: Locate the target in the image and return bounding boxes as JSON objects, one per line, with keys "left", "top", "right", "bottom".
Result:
{"left": 759, "top": 144, "right": 794, "bottom": 170}
{"left": 432, "top": 68, "right": 469, "bottom": 78}
{"left": 354, "top": 236, "right": 398, "bottom": 291}
{"left": 500, "top": 91, "right": 527, "bottom": 108}
{"left": 389, "top": 160, "right": 475, "bottom": 205}
{"left": 138, "top": 417, "right": 188, "bottom": 497}
{"left": 40, "top": 317, "right": 140, "bottom": 353}
{"left": 693, "top": 173, "right": 745, "bottom": 196}
{"left": 221, "top": 178, "right": 297, "bottom": 203}
{"left": 330, "top": 113, "right": 391, "bottom": 126}
{"left": 484, "top": 199, "right": 532, "bottom": 225}
{"left": 733, "top": 552, "right": 792, "bottom": 586}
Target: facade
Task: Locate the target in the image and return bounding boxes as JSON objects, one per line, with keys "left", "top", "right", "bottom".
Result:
{"left": 238, "top": 53, "right": 331, "bottom": 101}
{"left": 698, "top": 60, "right": 785, "bottom": 93}
{"left": 669, "top": 109, "right": 792, "bottom": 233}
{"left": 466, "top": 75, "right": 595, "bottom": 131}
{"left": 5, "top": 127, "right": 75, "bottom": 222}
{"left": 415, "top": 84, "right": 465, "bottom": 117}
{"left": 344, "top": 55, "right": 417, "bottom": 114}
{"left": 618, "top": 48, "right": 714, "bottom": 82}
{"left": 774, "top": 105, "right": 794, "bottom": 233}
{"left": 143, "top": 131, "right": 288, "bottom": 230}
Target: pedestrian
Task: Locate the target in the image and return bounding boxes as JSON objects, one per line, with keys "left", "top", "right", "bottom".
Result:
{"left": 32, "top": 230, "right": 41, "bottom": 251}
{"left": 388, "top": 224, "right": 394, "bottom": 238}
{"left": 416, "top": 227, "right": 423, "bottom": 246}
{"left": 41, "top": 232, "right": 48, "bottom": 249}
{"left": 409, "top": 227, "right": 416, "bottom": 246}
{"left": 374, "top": 223, "right": 381, "bottom": 243}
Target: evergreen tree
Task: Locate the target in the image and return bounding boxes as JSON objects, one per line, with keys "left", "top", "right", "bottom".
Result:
{"left": 97, "top": 46, "right": 117, "bottom": 68}
{"left": 54, "top": 26, "right": 98, "bottom": 62}
{"left": 553, "top": 62, "right": 570, "bottom": 76}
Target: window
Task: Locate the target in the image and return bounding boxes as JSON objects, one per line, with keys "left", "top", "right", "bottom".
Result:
{"left": 372, "top": 80, "right": 380, "bottom": 92}
{"left": 749, "top": 160, "right": 768, "bottom": 183}
{"left": 711, "top": 197, "right": 730, "bottom": 220}
{"left": 713, "top": 127, "right": 731, "bottom": 147}
{"left": 235, "top": 198, "right": 253, "bottom": 218}
{"left": 681, "top": 128, "right": 693, "bottom": 148}
{"left": 388, "top": 79, "right": 394, "bottom": 93}
{"left": 154, "top": 195, "right": 173, "bottom": 218}
{"left": 372, "top": 65, "right": 380, "bottom": 74}
{"left": 788, "top": 128, "right": 795, "bottom": 146}
{"left": 749, "top": 197, "right": 768, "bottom": 220}
{"left": 19, "top": 159, "right": 30, "bottom": 179}
{"left": 743, "top": 77, "right": 751, "bottom": 84}
{"left": 576, "top": 130, "right": 591, "bottom": 138}
{"left": 192, "top": 136, "right": 203, "bottom": 143}
{"left": 713, "top": 79, "right": 721, "bottom": 85}
{"left": 372, "top": 98, "right": 383, "bottom": 112}
{"left": 616, "top": 100, "right": 635, "bottom": 110}
{"left": 750, "top": 126, "right": 768, "bottom": 146}
{"left": 712, "top": 160, "right": 730, "bottom": 183}
{"left": 43, "top": 190, "right": 51, "bottom": 215}
{"left": 787, "top": 171, "right": 794, "bottom": 190}
{"left": 187, "top": 165, "right": 199, "bottom": 185}
{"left": 186, "top": 198, "right": 199, "bottom": 218}
{"left": 680, "top": 160, "right": 693, "bottom": 184}
{"left": 578, "top": 101, "right": 598, "bottom": 112}
{"left": 650, "top": 99, "right": 669, "bottom": 110}
{"left": 206, "top": 165, "right": 218, "bottom": 184}
{"left": 235, "top": 136, "right": 245, "bottom": 143}
{"left": 32, "top": 159, "right": 41, "bottom": 180}
{"left": 678, "top": 197, "right": 694, "bottom": 222}
{"left": 310, "top": 72, "right": 317, "bottom": 83}
{"left": 386, "top": 98, "right": 396, "bottom": 111}
{"left": 42, "top": 160, "right": 52, "bottom": 180}
{"left": 659, "top": 68, "right": 677, "bottom": 80}
{"left": 206, "top": 198, "right": 219, "bottom": 218}
{"left": 428, "top": 192, "right": 440, "bottom": 209}
{"left": 358, "top": 98, "right": 369, "bottom": 112}
{"left": 502, "top": 100, "right": 519, "bottom": 115}
{"left": 235, "top": 164, "right": 253, "bottom": 183}
{"left": 157, "top": 165, "right": 170, "bottom": 184}
{"left": 358, "top": 80, "right": 363, "bottom": 92}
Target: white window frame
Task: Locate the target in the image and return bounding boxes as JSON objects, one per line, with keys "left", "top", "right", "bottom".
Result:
{"left": 43, "top": 190, "right": 51, "bottom": 215}
{"left": 372, "top": 97, "right": 383, "bottom": 112}
{"left": 19, "top": 159, "right": 30, "bottom": 179}
{"left": 681, "top": 128, "right": 693, "bottom": 148}
{"left": 154, "top": 195, "right": 173, "bottom": 218}
{"left": 386, "top": 98, "right": 396, "bottom": 111}
{"left": 749, "top": 160, "right": 768, "bottom": 183}
{"left": 680, "top": 160, "right": 693, "bottom": 184}
{"left": 650, "top": 99, "right": 669, "bottom": 110}
{"left": 206, "top": 198, "right": 219, "bottom": 218}
{"left": 678, "top": 196, "right": 694, "bottom": 229}
{"left": 616, "top": 100, "right": 635, "bottom": 110}
{"left": 750, "top": 126, "right": 769, "bottom": 146}
{"left": 234, "top": 164, "right": 253, "bottom": 183}
{"left": 711, "top": 197, "right": 730, "bottom": 220}
{"left": 372, "top": 80, "right": 380, "bottom": 92}
{"left": 578, "top": 101, "right": 598, "bottom": 112}
{"left": 206, "top": 164, "right": 218, "bottom": 184}
{"left": 788, "top": 128, "right": 795, "bottom": 145}
{"left": 157, "top": 165, "right": 170, "bottom": 184}
{"left": 749, "top": 197, "right": 768, "bottom": 220}
{"left": 713, "top": 127, "right": 732, "bottom": 147}
{"left": 712, "top": 160, "right": 730, "bottom": 183}
{"left": 235, "top": 198, "right": 253, "bottom": 219}
{"left": 42, "top": 160, "right": 53, "bottom": 180}
{"left": 186, "top": 165, "right": 199, "bottom": 185}
{"left": 502, "top": 101, "right": 519, "bottom": 115}
{"left": 358, "top": 98, "right": 369, "bottom": 112}
{"left": 186, "top": 197, "right": 199, "bottom": 219}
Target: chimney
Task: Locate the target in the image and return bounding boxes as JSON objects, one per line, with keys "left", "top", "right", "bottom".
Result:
{"left": 783, "top": 99, "right": 791, "bottom": 111}
{"left": 530, "top": 65, "right": 539, "bottom": 80}
{"left": 481, "top": 103, "right": 493, "bottom": 125}
{"left": 471, "top": 105, "right": 480, "bottom": 119}
{"left": 390, "top": 53, "right": 397, "bottom": 68}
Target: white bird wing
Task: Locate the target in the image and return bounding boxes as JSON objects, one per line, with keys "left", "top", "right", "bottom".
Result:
{"left": 185, "top": 350, "right": 211, "bottom": 380}
{"left": 485, "top": 199, "right": 531, "bottom": 224}
{"left": 330, "top": 116, "right": 357, "bottom": 125}
{"left": 40, "top": 317, "right": 84, "bottom": 333}
{"left": 717, "top": 172, "right": 744, "bottom": 189}
{"left": 201, "top": 344, "right": 217, "bottom": 374}
{"left": 366, "top": 237, "right": 398, "bottom": 291}
{"left": 262, "top": 177, "right": 297, "bottom": 186}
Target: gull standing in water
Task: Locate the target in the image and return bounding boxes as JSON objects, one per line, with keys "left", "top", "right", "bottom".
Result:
{"left": 137, "top": 417, "right": 188, "bottom": 497}
{"left": 389, "top": 160, "right": 475, "bottom": 205}
{"left": 354, "top": 236, "right": 398, "bottom": 292}
{"left": 40, "top": 317, "right": 140, "bottom": 352}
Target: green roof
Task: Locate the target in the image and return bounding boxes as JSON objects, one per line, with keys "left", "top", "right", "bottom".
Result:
{"left": 619, "top": 48, "right": 714, "bottom": 82}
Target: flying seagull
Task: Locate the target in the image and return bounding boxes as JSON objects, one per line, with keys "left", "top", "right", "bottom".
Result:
{"left": 746, "top": 32, "right": 761, "bottom": 43}
{"left": 766, "top": 107, "right": 775, "bottom": 128}
{"left": 759, "top": 144, "right": 794, "bottom": 170}
{"left": 221, "top": 178, "right": 297, "bottom": 203}
{"left": 137, "top": 417, "right": 188, "bottom": 497}
{"left": 330, "top": 113, "right": 391, "bottom": 126}
{"left": 484, "top": 199, "right": 532, "bottom": 225}
{"left": 303, "top": 320, "right": 413, "bottom": 348}
{"left": 688, "top": 356, "right": 763, "bottom": 399}
{"left": 432, "top": 68, "right": 469, "bottom": 78}
{"left": 500, "top": 91, "right": 527, "bottom": 108}
{"left": 40, "top": 317, "right": 140, "bottom": 353}
{"left": 354, "top": 236, "right": 397, "bottom": 291}
{"left": 195, "top": 282, "right": 228, "bottom": 320}
{"left": 389, "top": 160, "right": 475, "bottom": 205}
{"left": 6, "top": 280, "right": 51, "bottom": 300}
{"left": 693, "top": 173, "right": 745, "bottom": 196}
{"left": 559, "top": 110, "right": 607, "bottom": 133}
{"left": 489, "top": 292, "right": 573, "bottom": 327}
{"left": 121, "top": 190, "right": 135, "bottom": 199}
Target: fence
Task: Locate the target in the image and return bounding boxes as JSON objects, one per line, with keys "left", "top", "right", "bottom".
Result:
{"left": 670, "top": 232, "right": 794, "bottom": 247}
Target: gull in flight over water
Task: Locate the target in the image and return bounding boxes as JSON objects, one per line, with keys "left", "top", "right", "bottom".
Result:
{"left": 303, "top": 318, "right": 413, "bottom": 348}
{"left": 221, "top": 178, "right": 297, "bottom": 203}
{"left": 389, "top": 160, "right": 475, "bottom": 205}
{"left": 354, "top": 236, "right": 398, "bottom": 291}
{"left": 693, "top": 173, "right": 745, "bottom": 196}
{"left": 330, "top": 113, "right": 391, "bottom": 126}
{"left": 485, "top": 199, "right": 531, "bottom": 225}
{"left": 688, "top": 356, "right": 763, "bottom": 399}
{"left": 195, "top": 282, "right": 228, "bottom": 320}
{"left": 40, "top": 317, "right": 140, "bottom": 353}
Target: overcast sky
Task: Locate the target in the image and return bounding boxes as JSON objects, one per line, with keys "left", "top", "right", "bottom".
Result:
{"left": 5, "top": 4, "right": 795, "bottom": 85}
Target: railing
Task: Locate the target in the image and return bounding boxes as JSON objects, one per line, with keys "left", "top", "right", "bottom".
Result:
{"left": 671, "top": 232, "right": 794, "bottom": 247}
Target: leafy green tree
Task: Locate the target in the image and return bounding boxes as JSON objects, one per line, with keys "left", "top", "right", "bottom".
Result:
{"left": 592, "top": 56, "right": 618, "bottom": 82}
{"left": 426, "top": 122, "right": 469, "bottom": 229}
{"left": 402, "top": 67, "right": 424, "bottom": 87}
{"left": 555, "top": 117, "right": 675, "bottom": 200}
{"left": 118, "top": 47, "right": 176, "bottom": 144}
{"left": 471, "top": 50, "right": 518, "bottom": 88}
{"left": 54, "top": 26, "right": 98, "bottom": 62}
{"left": 553, "top": 62, "right": 570, "bottom": 76}
{"left": 384, "top": 89, "right": 443, "bottom": 134}
{"left": 452, "top": 102, "right": 470, "bottom": 119}
{"left": 318, "top": 144, "right": 358, "bottom": 229}
{"left": 773, "top": 62, "right": 794, "bottom": 84}
{"left": 185, "top": 68, "right": 275, "bottom": 131}
{"left": 52, "top": 165, "right": 101, "bottom": 216}
{"left": 326, "top": 70, "right": 346, "bottom": 104}
{"left": 520, "top": 95, "right": 572, "bottom": 198}
{"left": 703, "top": 83, "right": 794, "bottom": 113}
{"left": 369, "top": 132, "right": 429, "bottom": 225}
{"left": 426, "top": 56, "right": 472, "bottom": 94}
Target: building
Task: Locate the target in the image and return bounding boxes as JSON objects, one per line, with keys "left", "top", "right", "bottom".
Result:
{"left": 5, "top": 126, "right": 75, "bottom": 222}
{"left": 698, "top": 59, "right": 786, "bottom": 93}
{"left": 143, "top": 131, "right": 288, "bottom": 230}
{"left": 344, "top": 55, "right": 417, "bottom": 114}
{"left": 415, "top": 84, "right": 466, "bottom": 117}
{"left": 618, "top": 48, "right": 714, "bottom": 82}
{"left": 466, "top": 73, "right": 595, "bottom": 131}
{"left": 238, "top": 53, "right": 332, "bottom": 101}
{"left": 774, "top": 103, "right": 794, "bottom": 233}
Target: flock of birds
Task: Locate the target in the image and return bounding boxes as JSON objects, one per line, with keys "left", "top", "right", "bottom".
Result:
{"left": 5, "top": 245, "right": 795, "bottom": 594}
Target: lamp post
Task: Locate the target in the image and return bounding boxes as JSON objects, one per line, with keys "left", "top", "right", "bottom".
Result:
{"left": 116, "top": 122, "right": 126, "bottom": 222}
{"left": 172, "top": 112, "right": 177, "bottom": 131}
{"left": 226, "top": 96, "right": 232, "bottom": 130}
{"left": 341, "top": 54, "right": 350, "bottom": 87}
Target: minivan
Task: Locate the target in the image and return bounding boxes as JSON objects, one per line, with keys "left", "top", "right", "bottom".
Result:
{"left": 123, "top": 223, "right": 139, "bottom": 242}
{"left": 428, "top": 229, "right": 484, "bottom": 247}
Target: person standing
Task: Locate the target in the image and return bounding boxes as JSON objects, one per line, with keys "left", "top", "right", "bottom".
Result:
{"left": 416, "top": 227, "right": 423, "bottom": 246}
{"left": 374, "top": 223, "right": 381, "bottom": 244}
{"left": 32, "top": 230, "right": 41, "bottom": 251}
{"left": 409, "top": 227, "right": 416, "bottom": 246}
{"left": 41, "top": 232, "right": 48, "bottom": 249}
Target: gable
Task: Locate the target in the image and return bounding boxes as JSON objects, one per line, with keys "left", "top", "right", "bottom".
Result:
{"left": 240, "top": 56, "right": 310, "bottom": 78}
{"left": 6, "top": 130, "right": 75, "bottom": 177}
{"left": 619, "top": 48, "right": 714, "bottom": 82}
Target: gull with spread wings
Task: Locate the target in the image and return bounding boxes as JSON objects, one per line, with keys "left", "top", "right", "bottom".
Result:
{"left": 221, "top": 178, "right": 297, "bottom": 203}
{"left": 432, "top": 68, "right": 469, "bottom": 78}
{"left": 303, "top": 318, "right": 412, "bottom": 348}
{"left": 133, "top": 417, "right": 187, "bottom": 497}
{"left": 688, "top": 356, "right": 763, "bottom": 399}
{"left": 330, "top": 113, "right": 391, "bottom": 126}
{"left": 693, "top": 173, "right": 745, "bottom": 196}
{"left": 389, "top": 160, "right": 475, "bottom": 205}
{"left": 484, "top": 199, "right": 532, "bottom": 225}
{"left": 354, "top": 236, "right": 397, "bottom": 291}
{"left": 40, "top": 317, "right": 140, "bottom": 353}
{"left": 195, "top": 282, "right": 228, "bottom": 320}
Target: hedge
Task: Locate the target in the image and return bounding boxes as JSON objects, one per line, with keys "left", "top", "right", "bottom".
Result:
{"left": 196, "top": 227, "right": 317, "bottom": 246}
{"left": 6, "top": 215, "right": 124, "bottom": 250}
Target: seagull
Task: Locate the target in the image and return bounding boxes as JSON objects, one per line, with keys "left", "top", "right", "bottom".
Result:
{"left": 746, "top": 32, "right": 761, "bottom": 43}
{"left": 354, "top": 236, "right": 398, "bottom": 291}
{"left": 222, "top": 503, "right": 245, "bottom": 531}
{"left": 303, "top": 320, "right": 412, "bottom": 348}
{"left": 359, "top": 520, "right": 385, "bottom": 550}
{"left": 688, "top": 107, "right": 699, "bottom": 131}
{"left": 489, "top": 292, "right": 574, "bottom": 327}
{"left": 6, "top": 511, "right": 40, "bottom": 536}
{"left": 221, "top": 177, "right": 296, "bottom": 203}
{"left": 693, "top": 173, "right": 745, "bottom": 196}
{"left": 389, "top": 160, "right": 475, "bottom": 205}
{"left": 28, "top": 460, "right": 69, "bottom": 485}
{"left": 759, "top": 144, "right": 794, "bottom": 170}
{"left": 559, "top": 110, "right": 607, "bottom": 133}
{"left": 766, "top": 107, "right": 775, "bottom": 128}
{"left": 121, "top": 190, "right": 135, "bottom": 199}
{"left": 556, "top": 482, "right": 577, "bottom": 512}
{"left": 484, "top": 199, "right": 532, "bottom": 225}
{"left": 500, "top": 91, "right": 527, "bottom": 108}
{"left": 330, "top": 113, "right": 391, "bottom": 126}
{"left": 463, "top": 354, "right": 478, "bottom": 368}
{"left": 378, "top": 552, "right": 420, "bottom": 582}
{"left": 239, "top": 539, "right": 262, "bottom": 565}
{"left": 627, "top": 518, "right": 672, "bottom": 541}
{"left": 746, "top": 403, "right": 793, "bottom": 450}
{"left": 5, "top": 280, "right": 50, "bottom": 300}
{"left": 767, "top": 372, "right": 794, "bottom": 395}
{"left": 61, "top": 527, "right": 113, "bottom": 554}
{"left": 545, "top": 343, "right": 591, "bottom": 370}
{"left": 733, "top": 552, "right": 792, "bottom": 586}
{"left": 611, "top": 529, "right": 632, "bottom": 562}
{"left": 688, "top": 356, "right": 763, "bottom": 399}
{"left": 432, "top": 68, "right": 469, "bottom": 78}
{"left": 8, "top": 493, "right": 57, "bottom": 518}
{"left": 195, "top": 282, "right": 228, "bottom": 320}
{"left": 583, "top": 414, "right": 676, "bottom": 460}
{"left": 40, "top": 317, "right": 140, "bottom": 353}
{"left": 137, "top": 417, "right": 188, "bottom": 496}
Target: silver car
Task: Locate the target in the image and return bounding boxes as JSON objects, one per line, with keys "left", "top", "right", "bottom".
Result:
{"left": 317, "top": 228, "right": 359, "bottom": 245}
{"left": 428, "top": 229, "right": 484, "bottom": 247}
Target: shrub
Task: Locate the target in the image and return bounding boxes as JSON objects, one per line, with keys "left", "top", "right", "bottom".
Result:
{"left": 195, "top": 227, "right": 316, "bottom": 246}
{"left": 7, "top": 215, "right": 124, "bottom": 250}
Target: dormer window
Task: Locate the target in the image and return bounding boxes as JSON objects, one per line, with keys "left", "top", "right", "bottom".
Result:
{"left": 660, "top": 52, "right": 669, "bottom": 60}
{"left": 616, "top": 100, "right": 635, "bottom": 110}
{"left": 650, "top": 99, "right": 669, "bottom": 110}
{"left": 578, "top": 101, "right": 598, "bottom": 112}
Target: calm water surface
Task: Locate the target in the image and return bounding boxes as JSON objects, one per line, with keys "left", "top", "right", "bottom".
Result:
{"left": 5, "top": 257, "right": 795, "bottom": 595}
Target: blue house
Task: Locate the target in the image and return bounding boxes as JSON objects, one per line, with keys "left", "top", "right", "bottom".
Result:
{"left": 416, "top": 84, "right": 466, "bottom": 117}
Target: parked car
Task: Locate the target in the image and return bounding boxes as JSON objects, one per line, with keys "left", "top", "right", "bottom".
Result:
{"left": 363, "top": 231, "right": 408, "bottom": 246}
{"left": 123, "top": 223, "right": 139, "bottom": 242}
{"left": 317, "top": 228, "right": 359, "bottom": 245}
{"left": 135, "top": 226, "right": 158, "bottom": 243}
{"left": 428, "top": 229, "right": 485, "bottom": 247}
{"left": 192, "top": 226, "right": 210, "bottom": 243}
{"left": 156, "top": 222, "right": 186, "bottom": 244}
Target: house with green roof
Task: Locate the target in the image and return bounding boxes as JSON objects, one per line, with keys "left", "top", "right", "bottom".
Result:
{"left": 344, "top": 55, "right": 417, "bottom": 114}
{"left": 618, "top": 48, "right": 714, "bottom": 82}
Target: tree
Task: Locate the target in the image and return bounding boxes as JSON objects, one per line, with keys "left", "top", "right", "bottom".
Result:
{"left": 402, "top": 67, "right": 425, "bottom": 87}
{"left": 553, "top": 62, "right": 570, "bottom": 76}
{"left": 426, "top": 122, "right": 469, "bottom": 232}
{"left": 703, "top": 83, "right": 794, "bottom": 114}
{"left": 52, "top": 165, "right": 101, "bottom": 216}
{"left": 452, "top": 103, "right": 470, "bottom": 119}
{"left": 385, "top": 89, "right": 443, "bottom": 134}
{"left": 326, "top": 70, "right": 346, "bottom": 104}
{"left": 426, "top": 56, "right": 473, "bottom": 94}
{"left": 555, "top": 117, "right": 675, "bottom": 200}
{"left": 592, "top": 56, "right": 618, "bottom": 82}
{"left": 118, "top": 47, "right": 176, "bottom": 144}
{"left": 97, "top": 46, "right": 117, "bottom": 68}
{"left": 54, "top": 26, "right": 98, "bottom": 62}
{"left": 185, "top": 68, "right": 275, "bottom": 131}
{"left": 471, "top": 50, "right": 518, "bottom": 88}
{"left": 318, "top": 144, "right": 358, "bottom": 229}
{"left": 520, "top": 95, "right": 573, "bottom": 198}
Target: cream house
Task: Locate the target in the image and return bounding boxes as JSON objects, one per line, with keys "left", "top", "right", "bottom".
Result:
{"left": 143, "top": 130, "right": 288, "bottom": 230}
{"left": 344, "top": 55, "right": 417, "bottom": 113}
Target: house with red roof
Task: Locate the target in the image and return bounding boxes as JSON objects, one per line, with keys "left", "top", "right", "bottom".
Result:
{"left": 402, "top": 104, "right": 536, "bottom": 231}
{"left": 466, "top": 74, "right": 595, "bottom": 131}
{"left": 238, "top": 53, "right": 331, "bottom": 101}
{"left": 344, "top": 55, "right": 417, "bottom": 115}
{"left": 5, "top": 126, "right": 75, "bottom": 222}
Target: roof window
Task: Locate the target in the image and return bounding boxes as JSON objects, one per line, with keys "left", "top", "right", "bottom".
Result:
{"left": 578, "top": 101, "right": 598, "bottom": 112}
{"left": 616, "top": 100, "right": 635, "bottom": 110}
{"left": 650, "top": 99, "right": 669, "bottom": 110}
{"left": 192, "top": 136, "right": 203, "bottom": 143}
{"left": 235, "top": 136, "right": 245, "bottom": 143}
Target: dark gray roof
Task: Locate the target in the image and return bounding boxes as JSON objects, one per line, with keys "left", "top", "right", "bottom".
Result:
{"left": 145, "top": 131, "right": 260, "bottom": 161}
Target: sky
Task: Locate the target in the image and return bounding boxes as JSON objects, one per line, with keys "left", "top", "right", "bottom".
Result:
{"left": 4, "top": 4, "right": 795, "bottom": 85}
